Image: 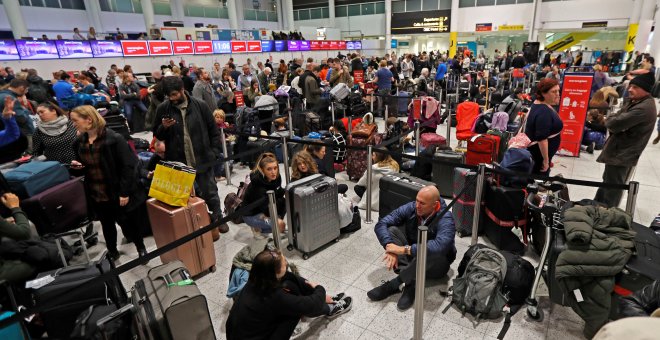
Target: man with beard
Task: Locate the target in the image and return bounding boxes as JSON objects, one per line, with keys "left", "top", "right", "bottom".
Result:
{"left": 153, "top": 76, "right": 229, "bottom": 234}
{"left": 192, "top": 68, "right": 217, "bottom": 111}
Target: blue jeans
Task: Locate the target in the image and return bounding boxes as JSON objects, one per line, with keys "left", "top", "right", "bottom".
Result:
{"left": 123, "top": 99, "right": 148, "bottom": 129}
{"left": 243, "top": 213, "right": 273, "bottom": 233}
{"left": 656, "top": 117, "right": 660, "bottom": 132}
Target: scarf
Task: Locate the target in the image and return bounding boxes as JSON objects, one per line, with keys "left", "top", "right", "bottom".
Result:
{"left": 38, "top": 116, "right": 70, "bottom": 137}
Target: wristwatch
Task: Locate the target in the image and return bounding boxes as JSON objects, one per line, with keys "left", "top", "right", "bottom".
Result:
{"left": 404, "top": 245, "right": 411, "bottom": 255}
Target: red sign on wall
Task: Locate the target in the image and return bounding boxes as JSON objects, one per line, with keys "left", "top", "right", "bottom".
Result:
{"left": 148, "top": 41, "right": 173, "bottom": 55}
{"left": 354, "top": 70, "right": 364, "bottom": 84}
{"left": 172, "top": 41, "right": 194, "bottom": 55}
{"left": 329, "top": 41, "right": 339, "bottom": 50}
{"left": 338, "top": 41, "right": 347, "bottom": 50}
{"left": 194, "top": 41, "right": 213, "bottom": 54}
{"left": 247, "top": 41, "right": 262, "bottom": 52}
{"left": 231, "top": 41, "right": 247, "bottom": 53}
{"left": 320, "top": 41, "right": 331, "bottom": 50}
{"left": 557, "top": 73, "right": 594, "bottom": 157}
{"left": 120, "top": 40, "right": 149, "bottom": 57}
{"left": 310, "top": 41, "right": 322, "bottom": 50}
{"left": 234, "top": 91, "right": 245, "bottom": 107}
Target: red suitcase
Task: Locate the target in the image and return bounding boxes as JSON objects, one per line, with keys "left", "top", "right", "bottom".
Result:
{"left": 146, "top": 197, "right": 216, "bottom": 277}
{"left": 466, "top": 134, "right": 500, "bottom": 166}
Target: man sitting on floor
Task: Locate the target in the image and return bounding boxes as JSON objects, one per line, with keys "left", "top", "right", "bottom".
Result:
{"left": 368, "top": 185, "right": 456, "bottom": 310}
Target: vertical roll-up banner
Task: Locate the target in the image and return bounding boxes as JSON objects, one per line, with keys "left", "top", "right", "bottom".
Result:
{"left": 449, "top": 32, "right": 458, "bottom": 58}
{"left": 626, "top": 23, "right": 639, "bottom": 53}
{"left": 557, "top": 72, "right": 594, "bottom": 157}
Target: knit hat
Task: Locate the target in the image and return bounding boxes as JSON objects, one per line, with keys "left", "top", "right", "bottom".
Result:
{"left": 630, "top": 72, "right": 655, "bottom": 93}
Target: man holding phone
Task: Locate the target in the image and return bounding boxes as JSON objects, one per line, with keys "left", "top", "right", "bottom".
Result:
{"left": 152, "top": 76, "right": 228, "bottom": 234}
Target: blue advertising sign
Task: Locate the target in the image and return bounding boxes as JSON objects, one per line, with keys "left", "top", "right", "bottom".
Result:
{"left": 261, "top": 40, "right": 274, "bottom": 52}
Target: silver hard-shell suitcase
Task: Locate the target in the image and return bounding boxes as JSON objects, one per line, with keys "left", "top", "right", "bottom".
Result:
{"left": 285, "top": 174, "right": 340, "bottom": 259}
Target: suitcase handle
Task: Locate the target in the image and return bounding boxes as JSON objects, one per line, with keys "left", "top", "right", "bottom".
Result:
{"left": 96, "top": 303, "right": 135, "bottom": 331}
{"left": 312, "top": 182, "right": 329, "bottom": 192}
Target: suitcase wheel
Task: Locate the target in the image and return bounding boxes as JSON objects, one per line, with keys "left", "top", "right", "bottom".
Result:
{"left": 303, "top": 253, "right": 309, "bottom": 260}
{"left": 209, "top": 265, "right": 217, "bottom": 273}
{"left": 287, "top": 245, "right": 294, "bottom": 251}
{"left": 526, "top": 305, "right": 544, "bottom": 321}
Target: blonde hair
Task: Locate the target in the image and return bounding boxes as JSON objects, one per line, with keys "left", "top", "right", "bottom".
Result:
{"left": 291, "top": 151, "right": 318, "bottom": 180}
{"left": 171, "top": 66, "right": 181, "bottom": 76}
{"left": 71, "top": 105, "right": 106, "bottom": 135}
{"left": 213, "top": 109, "right": 226, "bottom": 120}
{"left": 593, "top": 64, "right": 602, "bottom": 72}
{"left": 252, "top": 152, "right": 279, "bottom": 176}
{"left": 373, "top": 148, "right": 400, "bottom": 172}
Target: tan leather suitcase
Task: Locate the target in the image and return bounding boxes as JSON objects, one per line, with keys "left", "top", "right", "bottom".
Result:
{"left": 146, "top": 197, "right": 216, "bottom": 276}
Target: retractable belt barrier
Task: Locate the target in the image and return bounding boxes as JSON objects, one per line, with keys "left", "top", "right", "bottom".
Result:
{"left": 0, "top": 198, "right": 267, "bottom": 330}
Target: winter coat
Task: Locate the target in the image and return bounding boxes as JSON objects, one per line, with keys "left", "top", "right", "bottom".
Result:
{"left": 356, "top": 163, "right": 397, "bottom": 211}
{"left": 192, "top": 80, "right": 217, "bottom": 111}
{"left": 555, "top": 205, "right": 637, "bottom": 339}
{"left": 597, "top": 95, "right": 656, "bottom": 167}
{"left": 241, "top": 171, "right": 286, "bottom": 218}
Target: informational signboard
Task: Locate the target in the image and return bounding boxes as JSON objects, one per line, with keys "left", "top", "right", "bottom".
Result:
{"left": 194, "top": 41, "right": 213, "bottom": 54}
{"left": 55, "top": 40, "right": 93, "bottom": 59}
{"left": 148, "top": 41, "right": 173, "bottom": 55}
{"left": 557, "top": 72, "right": 594, "bottom": 157}
{"left": 91, "top": 40, "right": 123, "bottom": 58}
{"left": 338, "top": 41, "right": 346, "bottom": 50}
{"left": 300, "top": 40, "right": 311, "bottom": 51}
{"left": 391, "top": 39, "right": 398, "bottom": 49}
{"left": 247, "top": 41, "right": 262, "bottom": 52}
{"left": 274, "top": 40, "right": 287, "bottom": 52}
{"left": 0, "top": 40, "right": 19, "bottom": 60}
{"left": 391, "top": 10, "right": 451, "bottom": 35}
{"left": 234, "top": 91, "right": 245, "bottom": 107}
{"left": 287, "top": 40, "right": 300, "bottom": 51}
{"left": 120, "top": 40, "right": 149, "bottom": 57}
{"left": 16, "top": 40, "right": 59, "bottom": 59}
{"left": 498, "top": 25, "right": 524, "bottom": 31}
{"left": 172, "top": 41, "right": 194, "bottom": 55}
{"left": 476, "top": 23, "right": 493, "bottom": 32}
{"left": 261, "top": 40, "right": 274, "bottom": 52}
{"left": 354, "top": 70, "right": 364, "bottom": 83}
{"left": 213, "top": 40, "right": 231, "bottom": 54}
{"left": 231, "top": 41, "right": 247, "bottom": 53}
{"left": 310, "top": 41, "right": 322, "bottom": 50}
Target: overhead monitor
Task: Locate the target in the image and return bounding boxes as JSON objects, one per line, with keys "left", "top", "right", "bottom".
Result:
{"left": 16, "top": 40, "right": 59, "bottom": 60}
{"left": 55, "top": 40, "right": 93, "bottom": 59}
{"left": 0, "top": 40, "right": 20, "bottom": 60}
{"left": 90, "top": 40, "right": 123, "bottom": 58}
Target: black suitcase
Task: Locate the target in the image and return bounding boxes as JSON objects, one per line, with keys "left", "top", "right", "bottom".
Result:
{"left": 432, "top": 150, "right": 465, "bottom": 197}
{"left": 378, "top": 173, "right": 434, "bottom": 220}
{"left": 70, "top": 304, "right": 135, "bottom": 340}
{"left": 32, "top": 253, "right": 127, "bottom": 338}
{"left": 301, "top": 137, "right": 335, "bottom": 178}
{"left": 243, "top": 139, "right": 278, "bottom": 167}
{"left": 482, "top": 181, "right": 527, "bottom": 255}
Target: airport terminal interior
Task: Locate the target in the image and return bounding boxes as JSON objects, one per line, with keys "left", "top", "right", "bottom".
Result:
{"left": 1, "top": 0, "right": 660, "bottom": 339}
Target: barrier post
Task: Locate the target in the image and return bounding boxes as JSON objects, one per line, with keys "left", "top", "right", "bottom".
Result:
{"left": 371, "top": 94, "right": 375, "bottom": 113}
{"left": 365, "top": 145, "right": 373, "bottom": 224}
{"left": 267, "top": 191, "right": 282, "bottom": 250}
{"left": 348, "top": 116, "right": 353, "bottom": 135}
{"left": 414, "top": 120, "right": 421, "bottom": 156}
{"left": 470, "top": 164, "right": 487, "bottom": 246}
{"left": 288, "top": 108, "right": 294, "bottom": 139}
{"left": 384, "top": 102, "right": 389, "bottom": 122}
{"left": 625, "top": 181, "right": 640, "bottom": 218}
{"left": 331, "top": 101, "right": 336, "bottom": 123}
{"left": 412, "top": 225, "right": 429, "bottom": 340}
{"left": 281, "top": 136, "right": 291, "bottom": 185}
{"left": 220, "top": 128, "right": 232, "bottom": 186}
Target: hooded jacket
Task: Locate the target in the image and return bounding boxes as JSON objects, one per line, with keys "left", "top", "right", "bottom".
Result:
{"left": 555, "top": 205, "right": 637, "bottom": 339}
{"left": 357, "top": 163, "right": 398, "bottom": 211}
{"left": 241, "top": 171, "right": 286, "bottom": 218}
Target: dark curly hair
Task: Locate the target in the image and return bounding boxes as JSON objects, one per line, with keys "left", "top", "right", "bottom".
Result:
{"left": 535, "top": 78, "right": 559, "bottom": 102}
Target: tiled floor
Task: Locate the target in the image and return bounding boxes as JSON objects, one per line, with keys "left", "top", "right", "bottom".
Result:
{"left": 79, "top": 106, "right": 660, "bottom": 339}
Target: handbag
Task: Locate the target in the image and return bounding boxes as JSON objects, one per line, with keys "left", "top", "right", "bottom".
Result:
{"left": 351, "top": 123, "right": 377, "bottom": 139}
{"left": 148, "top": 161, "right": 196, "bottom": 207}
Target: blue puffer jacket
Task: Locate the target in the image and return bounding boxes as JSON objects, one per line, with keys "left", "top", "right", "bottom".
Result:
{"left": 374, "top": 201, "right": 456, "bottom": 258}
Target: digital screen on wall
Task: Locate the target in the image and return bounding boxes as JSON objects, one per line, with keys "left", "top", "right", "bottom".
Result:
{"left": 352, "top": 41, "right": 362, "bottom": 49}
{"left": 338, "top": 41, "right": 346, "bottom": 50}
{"left": 213, "top": 41, "right": 231, "bottom": 54}
{"left": 90, "top": 40, "right": 123, "bottom": 58}
{"left": 287, "top": 41, "right": 300, "bottom": 51}
{"left": 329, "top": 41, "right": 339, "bottom": 50}
{"left": 274, "top": 40, "right": 287, "bottom": 52}
{"left": 0, "top": 40, "right": 20, "bottom": 60}
{"left": 172, "top": 41, "right": 194, "bottom": 55}
{"left": 55, "top": 40, "right": 93, "bottom": 59}
{"left": 261, "top": 40, "right": 273, "bottom": 52}
{"left": 16, "top": 40, "right": 59, "bottom": 60}
{"left": 299, "top": 40, "right": 310, "bottom": 51}
{"left": 320, "top": 40, "right": 330, "bottom": 50}
{"left": 310, "top": 41, "right": 321, "bottom": 50}
{"left": 391, "top": 9, "right": 451, "bottom": 34}
{"left": 346, "top": 41, "right": 355, "bottom": 50}
{"left": 148, "top": 40, "right": 173, "bottom": 55}
{"left": 231, "top": 41, "right": 247, "bottom": 53}
{"left": 120, "top": 40, "right": 150, "bottom": 57}
{"left": 247, "top": 41, "right": 262, "bottom": 53}
{"left": 194, "top": 41, "right": 213, "bottom": 54}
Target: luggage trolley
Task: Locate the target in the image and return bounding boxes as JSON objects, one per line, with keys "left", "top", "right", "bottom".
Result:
{"left": 524, "top": 181, "right": 569, "bottom": 321}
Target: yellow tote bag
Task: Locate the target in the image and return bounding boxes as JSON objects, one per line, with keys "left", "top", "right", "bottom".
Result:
{"left": 148, "top": 162, "right": 196, "bottom": 206}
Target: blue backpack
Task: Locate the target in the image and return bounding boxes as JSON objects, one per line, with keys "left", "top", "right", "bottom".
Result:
{"left": 499, "top": 148, "right": 534, "bottom": 188}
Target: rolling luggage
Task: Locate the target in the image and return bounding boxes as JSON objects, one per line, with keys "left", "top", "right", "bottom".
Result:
{"left": 5, "top": 161, "right": 70, "bottom": 199}
{"left": 378, "top": 173, "right": 434, "bottom": 220}
{"left": 146, "top": 197, "right": 216, "bottom": 277}
{"left": 70, "top": 304, "right": 135, "bottom": 340}
{"left": 397, "top": 91, "right": 412, "bottom": 116}
{"left": 420, "top": 133, "right": 446, "bottom": 148}
{"left": 104, "top": 114, "right": 131, "bottom": 141}
{"left": 285, "top": 174, "right": 340, "bottom": 259}
{"left": 615, "top": 222, "right": 660, "bottom": 295}
{"left": 346, "top": 134, "right": 382, "bottom": 180}
{"left": 432, "top": 150, "right": 465, "bottom": 197}
{"left": 243, "top": 138, "right": 278, "bottom": 168}
{"left": 466, "top": 134, "right": 500, "bottom": 166}
{"left": 32, "top": 252, "right": 127, "bottom": 338}
{"left": 330, "top": 83, "right": 351, "bottom": 100}
{"left": 132, "top": 261, "right": 215, "bottom": 340}
{"left": 487, "top": 129, "right": 510, "bottom": 162}
{"left": 452, "top": 167, "right": 479, "bottom": 237}
{"left": 20, "top": 177, "right": 89, "bottom": 235}
{"left": 482, "top": 181, "right": 528, "bottom": 255}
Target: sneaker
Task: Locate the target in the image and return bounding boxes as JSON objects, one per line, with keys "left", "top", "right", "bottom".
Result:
{"left": 397, "top": 281, "right": 416, "bottom": 311}
{"left": 367, "top": 278, "right": 401, "bottom": 301}
{"left": 107, "top": 249, "right": 120, "bottom": 262}
{"left": 327, "top": 296, "right": 352, "bottom": 318}
{"left": 331, "top": 292, "right": 345, "bottom": 302}
{"left": 218, "top": 223, "right": 230, "bottom": 234}
{"left": 654, "top": 135, "right": 660, "bottom": 145}
{"left": 215, "top": 176, "right": 226, "bottom": 182}
{"left": 586, "top": 142, "right": 595, "bottom": 154}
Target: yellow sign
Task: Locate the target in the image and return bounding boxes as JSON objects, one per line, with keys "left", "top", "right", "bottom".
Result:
{"left": 545, "top": 32, "right": 596, "bottom": 51}
{"left": 498, "top": 25, "right": 524, "bottom": 31}
{"left": 449, "top": 32, "right": 458, "bottom": 59}
{"left": 625, "top": 23, "right": 639, "bottom": 52}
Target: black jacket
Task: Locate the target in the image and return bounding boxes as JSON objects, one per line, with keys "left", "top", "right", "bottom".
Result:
{"left": 153, "top": 94, "right": 221, "bottom": 172}
{"left": 226, "top": 272, "right": 327, "bottom": 340}
{"left": 73, "top": 128, "right": 146, "bottom": 212}
{"left": 512, "top": 55, "right": 526, "bottom": 69}
{"left": 619, "top": 280, "right": 660, "bottom": 317}
{"left": 242, "top": 171, "right": 286, "bottom": 218}
{"left": 351, "top": 58, "right": 364, "bottom": 75}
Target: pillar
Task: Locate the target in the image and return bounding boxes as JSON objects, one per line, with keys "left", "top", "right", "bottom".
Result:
{"left": 328, "top": 0, "right": 336, "bottom": 28}
{"left": 83, "top": 0, "right": 104, "bottom": 35}
{"left": 635, "top": 0, "right": 656, "bottom": 53}
{"left": 277, "top": 0, "right": 286, "bottom": 30}
{"left": 3, "top": 0, "right": 28, "bottom": 39}
{"left": 286, "top": 0, "right": 295, "bottom": 31}
{"left": 528, "top": 0, "right": 541, "bottom": 42}
{"left": 449, "top": 0, "right": 459, "bottom": 58}
{"left": 649, "top": 0, "right": 660, "bottom": 62}
{"left": 141, "top": 0, "right": 155, "bottom": 33}
{"left": 385, "top": 0, "right": 391, "bottom": 54}
{"left": 170, "top": 0, "right": 185, "bottom": 21}
{"left": 227, "top": 0, "right": 239, "bottom": 30}
{"left": 236, "top": 0, "right": 245, "bottom": 28}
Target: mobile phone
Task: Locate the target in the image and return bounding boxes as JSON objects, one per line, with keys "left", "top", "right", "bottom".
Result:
{"left": 162, "top": 114, "right": 172, "bottom": 120}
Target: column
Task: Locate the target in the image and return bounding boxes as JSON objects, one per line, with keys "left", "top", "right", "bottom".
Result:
{"left": 141, "top": 0, "right": 155, "bottom": 33}
{"left": 3, "top": 0, "right": 28, "bottom": 39}
{"left": 328, "top": 0, "right": 336, "bottom": 28}
{"left": 170, "top": 0, "right": 185, "bottom": 21}
{"left": 635, "top": 0, "right": 656, "bottom": 53}
{"left": 528, "top": 0, "right": 541, "bottom": 42}
{"left": 649, "top": 0, "right": 660, "bottom": 62}
{"left": 286, "top": 0, "right": 295, "bottom": 31}
{"left": 277, "top": 0, "right": 286, "bottom": 30}
{"left": 385, "top": 0, "right": 391, "bottom": 54}
{"left": 83, "top": 0, "right": 104, "bottom": 35}
{"left": 227, "top": 0, "right": 239, "bottom": 30}
{"left": 449, "top": 0, "right": 459, "bottom": 58}
{"left": 236, "top": 0, "right": 245, "bottom": 28}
